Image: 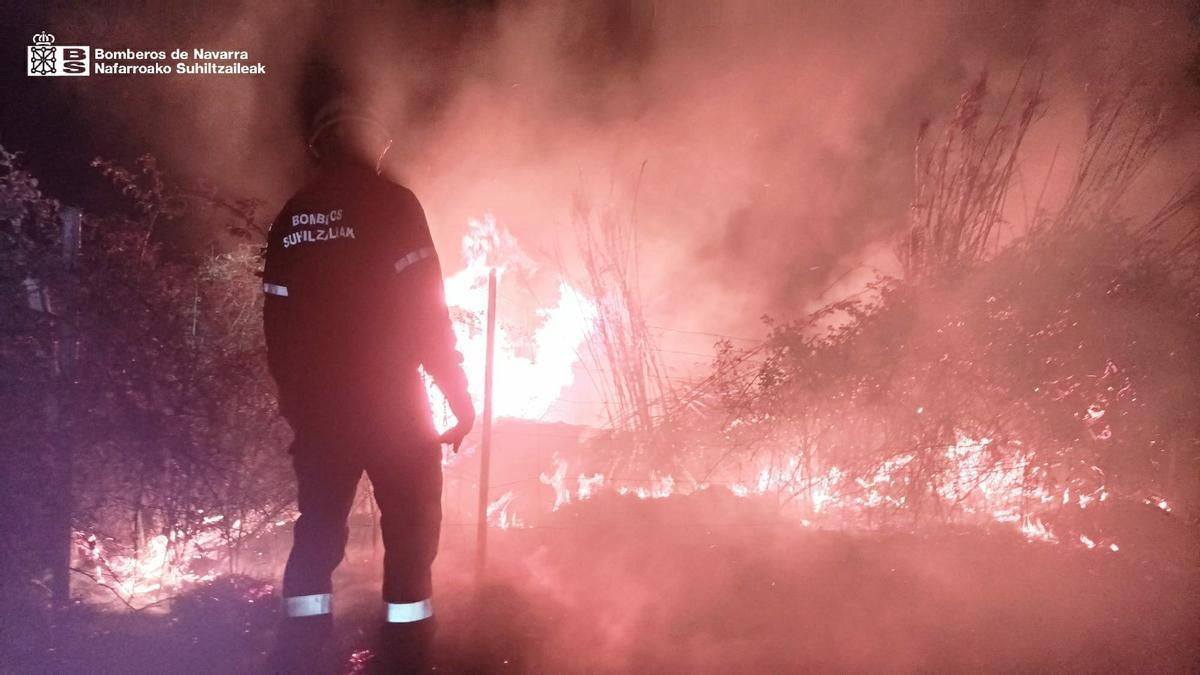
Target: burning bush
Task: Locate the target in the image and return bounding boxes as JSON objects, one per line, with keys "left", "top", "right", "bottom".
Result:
{"left": 682, "top": 78, "right": 1200, "bottom": 547}
{"left": 0, "top": 148, "right": 294, "bottom": 609}
{"left": 463, "top": 77, "right": 1198, "bottom": 559}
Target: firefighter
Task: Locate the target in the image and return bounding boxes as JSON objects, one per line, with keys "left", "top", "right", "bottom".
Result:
{"left": 263, "top": 98, "right": 475, "bottom": 673}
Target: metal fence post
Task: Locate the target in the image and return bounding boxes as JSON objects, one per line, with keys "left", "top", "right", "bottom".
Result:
{"left": 475, "top": 268, "right": 497, "bottom": 580}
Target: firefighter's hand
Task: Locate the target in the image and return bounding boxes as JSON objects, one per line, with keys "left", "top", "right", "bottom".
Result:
{"left": 438, "top": 421, "right": 472, "bottom": 453}
{"left": 438, "top": 404, "right": 475, "bottom": 453}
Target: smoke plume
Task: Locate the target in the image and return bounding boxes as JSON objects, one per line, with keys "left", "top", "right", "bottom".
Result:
{"left": 41, "top": 0, "right": 1200, "bottom": 337}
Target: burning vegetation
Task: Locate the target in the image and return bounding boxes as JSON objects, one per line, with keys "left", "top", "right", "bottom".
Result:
{"left": 1, "top": 3, "right": 1198, "bottom": 672}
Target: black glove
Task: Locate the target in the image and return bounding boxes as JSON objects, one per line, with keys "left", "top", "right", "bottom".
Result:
{"left": 438, "top": 388, "right": 476, "bottom": 453}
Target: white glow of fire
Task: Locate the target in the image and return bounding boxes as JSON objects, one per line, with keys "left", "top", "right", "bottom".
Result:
{"left": 75, "top": 509, "right": 291, "bottom": 608}
{"left": 502, "top": 434, "right": 1131, "bottom": 553}
{"left": 539, "top": 454, "right": 609, "bottom": 510}
{"left": 577, "top": 472, "right": 605, "bottom": 500}
{"left": 617, "top": 473, "right": 676, "bottom": 500}
{"left": 487, "top": 490, "right": 525, "bottom": 529}
{"left": 1021, "top": 516, "right": 1057, "bottom": 543}
{"left": 429, "top": 215, "right": 597, "bottom": 427}
{"left": 78, "top": 530, "right": 222, "bottom": 605}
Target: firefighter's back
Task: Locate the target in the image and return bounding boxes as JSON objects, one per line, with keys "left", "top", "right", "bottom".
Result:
{"left": 263, "top": 162, "right": 432, "bottom": 435}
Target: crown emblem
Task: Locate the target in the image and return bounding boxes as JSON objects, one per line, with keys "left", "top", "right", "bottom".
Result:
{"left": 32, "top": 32, "right": 55, "bottom": 46}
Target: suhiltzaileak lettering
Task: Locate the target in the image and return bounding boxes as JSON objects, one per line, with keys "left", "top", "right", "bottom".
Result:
{"left": 282, "top": 226, "right": 356, "bottom": 249}
{"left": 176, "top": 62, "right": 266, "bottom": 75}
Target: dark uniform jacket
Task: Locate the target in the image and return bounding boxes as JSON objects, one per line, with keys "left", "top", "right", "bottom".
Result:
{"left": 262, "top": 160, "right": 469, "bottom": 444}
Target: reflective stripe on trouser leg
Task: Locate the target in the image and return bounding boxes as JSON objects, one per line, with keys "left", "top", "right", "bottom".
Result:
{"left": 285, "top": 593, "right": 332, "bottom": 617}
{"left": 263, "top": 282, "right": 289, "bottom": 297}
{"left": 386, "top": 599, "right": 433, "bottom": 623}
{"left": 282, "top": 452, "right": 360, "bottom": 609}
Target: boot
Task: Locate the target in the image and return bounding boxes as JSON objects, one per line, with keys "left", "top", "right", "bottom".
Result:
{"left": 266, "top": 614, "right": 334, "bottom": 674}
{"left": 371, "top": 618, "right": 436, "bottom": 675}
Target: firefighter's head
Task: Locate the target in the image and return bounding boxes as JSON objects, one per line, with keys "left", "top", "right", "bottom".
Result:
{"left": 307, "top": 98, "right": 394, "bottom": 172}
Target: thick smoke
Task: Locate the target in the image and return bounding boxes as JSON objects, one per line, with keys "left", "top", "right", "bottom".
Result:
{"left": 42, "top": 0, "right": 1199, "bottom": 338}
{"left": 6, "top": 4, "right": 1197, "bottom": 672}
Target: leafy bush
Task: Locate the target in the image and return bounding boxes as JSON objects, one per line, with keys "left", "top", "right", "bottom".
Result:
{"left": 0, "top": 147, "right": 293, "bottom": 609}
